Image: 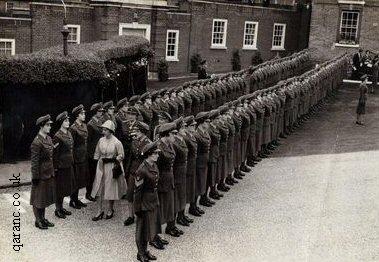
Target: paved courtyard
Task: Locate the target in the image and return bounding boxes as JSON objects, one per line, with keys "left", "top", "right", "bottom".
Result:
{"left": 0, "top": 85, "right": 378, "bottom": 262}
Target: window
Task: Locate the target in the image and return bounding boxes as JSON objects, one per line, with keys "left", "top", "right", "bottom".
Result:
{"left": 5, "top": 2, "right": 14, "bottom": 12}
{"left": 0, "top": 39, "right": 15, "bottom": 56}
{"left": 338, "top": 10, "right": 360, "bottom": 45}
{"left": 211, "top": 19, "right": 227, "bottom": 49}
{"left": 166, "top": 30, "right": 179, "bottom": 61}
{"left": 67, "top": 25, "right": 81, "bottom": 44}
{"left": 272, "top": 23, "right": 286, "bottom": 50}
{"left": 119, "top": 23, "right": 151, "bottom": 42}
{"left": 243, "top": 21, "right": 259, "bottom": 50}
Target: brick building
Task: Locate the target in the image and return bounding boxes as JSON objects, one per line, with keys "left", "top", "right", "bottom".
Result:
{"left": 309, "top": 0, "right": 379, "bottom": 62}
{"left": 0, "top": 0, "right": 311, "bottom": 75}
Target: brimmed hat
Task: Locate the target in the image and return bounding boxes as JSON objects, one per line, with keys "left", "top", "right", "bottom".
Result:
{"left": 219, "top": 105, "right": 229, "bottom": 114}
{"left": 361, "top": 74, "right": 368, "bottom": 80}
{"left": 209, "top": 109, "right": 220, "bottom": 119}
{"left": 140, "top": 92, "right": 151, "bottom": 101}
{"left": 103, "top": 101, "right": 115, "bottom": 110}
{"left": 36, "top": 114, "right": 53, "bottom": 126}
{"left": 56, "top": 111, "right": 69, "bottom": 122}
{"left": 195, "top": 112, "right": 209, "bottom": 123}
{"left": 117, "top": 97, "right": 128, "bottom": 108}
{"left": 72, "top": 104, "right": 85, "bottom": 116}
{"left": 101, "top": 120, "right": 116, "bottom": 133}
{"left": 141, "top": 141, "right": 160, "bottom": 157}
{"left": 90, "top": 102, "right": 104, "bottom": 112}
{"left": 126, "top": 106, "right": 139, "bottom": 115}
{"left": 129, "top": 95, "right": 140, "bottom": 106}
{"left": 183, "top": 115, "right": 197, "bottom": 126}
{"left": 158, "top": 122, "right": 177, "bottom": 135}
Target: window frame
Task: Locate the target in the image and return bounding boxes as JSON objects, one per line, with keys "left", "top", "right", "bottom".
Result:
{"left": 0, "top": 38, "right": 16, "bottom": 56}
{"left": 211, "top": 18, "right": 228, "bottom": 49}
{"left": 243, "top": 21, "right": 259, "bottom": 50}
{"left": 271, "top": 23, "right": 286, "bottom": 51}
{"left": 66, "top": 24, "right": 81, "bottom": 44}
{"left": 165, "top": 29, "right": 179, "bottom": 62}
{"left": 337, "top": 10, "right": 360, "bottom": 46}
{"left": 118, "top": 22, "right": 151, "bottom": 42}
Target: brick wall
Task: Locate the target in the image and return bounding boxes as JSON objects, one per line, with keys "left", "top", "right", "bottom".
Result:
{"left": 309, "top": 0, "right": 379, "bottom": 62}
{"left": 0, "top": 18, "right": 31, "bottom": 54}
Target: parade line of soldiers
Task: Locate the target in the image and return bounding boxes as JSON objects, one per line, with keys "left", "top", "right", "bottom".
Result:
{"left": 29, "top": 48, "right": 349, "bottom": 261}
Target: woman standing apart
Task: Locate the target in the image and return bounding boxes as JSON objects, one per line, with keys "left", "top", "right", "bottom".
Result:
{"left": 70, "top": 104, "right": 89, "bottom": 208}
{"left": 356, "top": 74, "right": 369, "bottom": 125}
{"left": 91, "top": 120, "right": 127, "bottom": 221}
{"left": 53, "top": 111, "right": 75, "bottom": 219}
{"left": 134, "top": 141, "right": 161, "bottom": 262}
{"left": 30, "top": 115, "right": 56, "bottom": 229}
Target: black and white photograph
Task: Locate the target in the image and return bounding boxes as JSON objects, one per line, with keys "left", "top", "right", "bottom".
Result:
{"left": 0, "top": 0, "right": 378, "bottom": 261}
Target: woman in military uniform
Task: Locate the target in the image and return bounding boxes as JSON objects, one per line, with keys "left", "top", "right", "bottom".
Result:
{"left": 134, "top": 141, "right": 161, "bottom": 262}
{"left": 30, "top": 114, "right": 56, "bottom": 229}
{"left": 69, "top": 104, "right": 89, "bottom": 209}
{"left": 356, "top": 74, "right": 369, "bottom": 125}
{"left": 53, "top": 111, "right": 75, "bottom": 219}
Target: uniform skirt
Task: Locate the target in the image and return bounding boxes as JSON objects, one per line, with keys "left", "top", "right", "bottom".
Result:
{"left": 174, "top": 183, "right": 186, "bottom": 213}
{"left": 30, "top": 177, "right": 56, "bottom": 209}
{"left": 233, "top": 133, "right": 241, "bottom": 168}
{"left": 186, "top": 158, "right": 196, "bottom": 203}
{"left": 74, "top": 161, "right": 89, "bottom": 189}
{"left": 137, "top": 207, "right": 160, "bottom": 242}
{"left": 356, "top": 101, "right": 366, "bottom": 115}
{"left": 217, "top": 154, "right": 227, "bottom": 182}
{"left": 207, "top": 161, "right": 218, "bottom": 187}
{"left": 55, "top": 167, "right": 76, "bottom": 199}
{"left": 158, "top": 190, "right": 175, "bottom": 224}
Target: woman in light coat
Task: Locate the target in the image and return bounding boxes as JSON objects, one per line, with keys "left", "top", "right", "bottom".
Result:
{"left": 91, "top": 120, "right": 127, "bottom": 221}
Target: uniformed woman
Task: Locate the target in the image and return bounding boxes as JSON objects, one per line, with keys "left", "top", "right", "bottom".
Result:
{"left": 91, "top": 120, "right": 127, "bottom": 221}
{"left": 356, "top": 74, "right": 368, "bottom": 125}
{"left": 134, "top": 141, "right": 161, "bottom": 262}
{"left": 69, "top": 104, "right": 89, "bottom": 208}
{"left": 53, "top": 111, "right": 75, "bottom": 219}
{"left": 30, "top": 114, "right": 56, "bottom": 229}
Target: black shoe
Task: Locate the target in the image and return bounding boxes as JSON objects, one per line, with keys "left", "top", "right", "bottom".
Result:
{"left": 225, "top": 178, "right": 234, "bottom": 186}
{"left": 149, "top": 240, "right": 165, "bottom": 250}
{"left": 42, "top": 219, "right": 54, "bottom": 227}
{"left": 234, "top": 174, "right": 243, "bottom": 180}
{"left": 209, "top": 192, "right": 220, "bottom": 200}
{"left": 124, "top": 216, "right": 135, "bottom": 226}
{"left": 240, "top": 165, "right": 251, "bottom": 172}
{"left": 92, "top": 211, "right": 104, "bottom": 221}
{"left": 145, "top": 251, "right": 157, "bottom": 260}
{"left": 217, "top": 183, "right": 228, "bottom": 192}
{"left": 165, "top": 228, "right": 180, "bottom": 237}
{"left": 137, "top": 253, "right": 149, "bottom": 262}
{"left": 35, "top": 221, "right": 48, "bottom": 230}
{"left": 173, "top": 226, "right": 184, "bottom": 235}
{"left": 61, "top": 208, "right": 72, "bottom": 216}
{"left": 199, "top": 199, "right": 212, "bottom": 207}
{"left": 239, "top": 172, "right": 246, "bottom": 177}
{"left": 206, "top": 197, "right": 215, "bottom": 205}
{"left": 55, "top": 210, "right": 66, "bottom": 219}
{"left": 196, "top": 207, "right": 205, "bottom": 214}
{"left": 216, "top": 191, "right": 224, "bottom": 198}
{"left": 86, "top": 193, "right": 96, "bottom": 202}
{"left": 157, "top": 236, "right": 169, "bottom": 245}
{"left": 188, "top": 207, "right": 201, "bottom": 217}
{"left": 105, "top": 209, "right": 114, "bottom": 220}
{"left": 69, "top": 200, "right": 81, "bottom": 209}
{"left": 76, "top": 199, "right": 87, "bottom": 207}
{"left": 183, "top": 215, "right": 194, "bottom": 223}
{"left": 177, "top": 217, "right": 190, "bottom": 227}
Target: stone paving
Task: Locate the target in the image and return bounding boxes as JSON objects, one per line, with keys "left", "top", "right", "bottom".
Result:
{"left": 0, "top": 85, "right": 378, "bottom": 262}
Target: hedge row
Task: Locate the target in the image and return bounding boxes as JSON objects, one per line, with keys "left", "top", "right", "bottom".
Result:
{"left": 0, "top": 35, "right": 152, "bottom": 85}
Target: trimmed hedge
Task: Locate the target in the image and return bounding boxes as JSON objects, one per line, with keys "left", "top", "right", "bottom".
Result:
{"left": 0, "top": 35, "right": 152, "bottom": 85}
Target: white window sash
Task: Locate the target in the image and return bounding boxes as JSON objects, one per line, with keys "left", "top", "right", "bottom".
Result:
{"left": 339, "top": 11, "right": 360, "bottom": 45}
{"left": 66, "top": 24, "right": 81, "bottom": 44}
{"left": 211, "top": 19, "right": 228, "bottom": 49}
{"left": 166, "top": 30, "right": 179, "bottom": 61}
{"left": 0, "top": 38, "right": 15, "bottom": 55}
{"left": 272, "top": 23, "right": 286, "bottom": 50}
{"left": 243, "top": 21, "right": 259, "bottom": 50}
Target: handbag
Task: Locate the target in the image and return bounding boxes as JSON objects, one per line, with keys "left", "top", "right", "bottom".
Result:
{"left": 112, "top": 161, "right": 123, "bottom": 179}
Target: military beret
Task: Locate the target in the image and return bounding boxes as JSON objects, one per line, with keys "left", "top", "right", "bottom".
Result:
{"left": 117, "top": 97, "right": 128, "bottom": 108}
{"left": 140, "top": 92, "right": 151, "bottom": 101}
{"left": 160, "top": 89, "right": 168, "bottom": 96}
{"left": 195, "top": 112, "right": 209, "bottom": 123}
{"left": 103, "top": 101, "right": 115, "bottom": 110}
{"left": 141, "top": 141, "right": 160, "bottom": 157}
{"left": 158, "top": 122, "right": 177, "bottom": 135}
{"left": 90, "top": 102, "right": 104, "bottom": 112}
{"left": 138, "top": 121, "right": 150, "bottom": 133}
{"left": 183, "top": 115, "right": 196, "bottom": 125}
{"left": 126, "top": 106, "right": 139, "bottom": 115}
{"left": 36, "top": 114, "right": 53, "bottom": 126}
{"left": 72, "top": 104, "right": 85, "bottom": 116}
{"left": 209, "top": 109, "right": 220, "bottom": 119}
{"left": 56, "top": 111, "right": 69, "bottom": 122}
{"left": 129, "top": 95, "right": 140, "bottom": 106}
{"left": 159, "top": 111, "right": 172, "bottom": 122}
